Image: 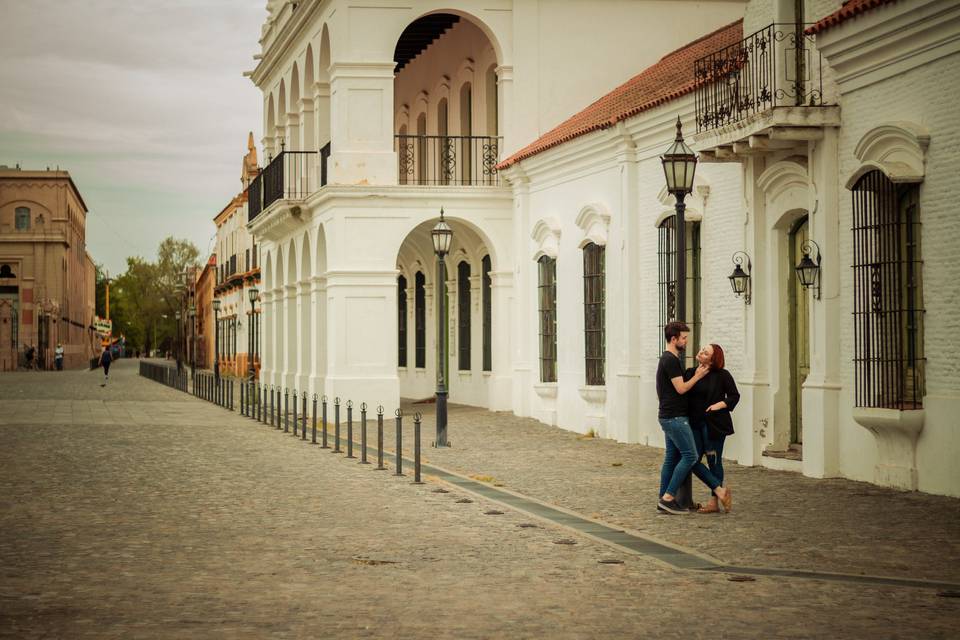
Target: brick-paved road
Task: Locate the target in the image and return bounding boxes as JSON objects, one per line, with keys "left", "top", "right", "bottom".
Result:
{"left": 0, "top": 360, "right": 957, "bottom": 638}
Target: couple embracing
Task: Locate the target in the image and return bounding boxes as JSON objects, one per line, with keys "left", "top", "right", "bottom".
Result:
{"left": 656, "top": 321, "right": 740, "bottom": 515}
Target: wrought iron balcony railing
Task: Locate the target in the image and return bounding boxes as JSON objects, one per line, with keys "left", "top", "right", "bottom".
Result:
{"left": 248, "top": 145, "right": 331, "bottom": 224}
{"left": 694, "top": 23, "right": 826, "bottom": 133}
{"left": 395, "top": 135, "right": 501, "bottom": 186}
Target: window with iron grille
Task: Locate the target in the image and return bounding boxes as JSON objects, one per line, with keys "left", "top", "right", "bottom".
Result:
{"left": 657, "top": 216, "right": 701, "bottom": 367}
{"left": 852, "top": 170, "right": 924, "bottom": 409}
{"left": 583, "top": 243, "right": 605, "bottom": 385}
{"left": 538, "top": 255, "right": 557, "bottom": 383}
{"left": 15, "top": 207, "right": 30, "bottom": 230}
{"left": 457, "top": 261, "right": 471, "bottom": 370}
{"left": 398, "top": 275, "right": 408, "bottom": 367}
{"left": 415, "top": 271, "right": 426, "bottom": 368}
{"left": 482, "top": 255, "right": 492, "bottom": 372}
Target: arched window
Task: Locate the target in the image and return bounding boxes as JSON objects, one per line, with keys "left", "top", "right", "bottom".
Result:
{"left": 415, "top": 271, "right": 426, "bottom": 368}
{"left": 457, "top": 261, "right": 471, "bottom": 370}
{"left": 460, "top": 82, "right": 472, "bottom": 184}
{"left": 485, "top": 64, "right": 498, "bottom": 136}
{"left": 416, "top": 113, "right": 427, "bottom": 185}
{"left": 852, "top": 170, "right": 924, "bottom": 409}
{"left": 583, "top": 243, "right": 605, "bottom": 385}
{"left": 398, "top": 275, "right": 408, "bottom": 367}
{"left": 538, "top": 255, "right": 557, "bottom": 383}
{"left": 657, "top": 216, "right": 700, "bottom": 366}
{"left": 482, "top": 255, "right": 492, "bottom": 372}
{"left": 438, "top": 98, "right": 450, "bottom": 185}
{"left": 15, "top": 207, "right": 30, "bottom": 230}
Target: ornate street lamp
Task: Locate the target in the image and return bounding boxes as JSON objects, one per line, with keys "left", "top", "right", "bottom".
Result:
{"left": 188, "top": 304, "right": 196, "bottom": 374}
{"left": 660, "top": 116, "right": 697, "bottom": 324}
{"left": 212, "top": 298, "right": 222, "bottom": 381}
{"left": 728, "top": 251, "right": 752, "bottom": 304}
{"left": 431, "top": 207, "right": 453, "bottom": 448}
{"left": 175, "top": 310, "right": 182, "bottom": 372}
{"left": 660, "top": 116, "right": 698, "bottom": 511}
{"left": 795, "top": 240, "right": 821, "bottom": 300}
{"left": 247, "top": 284, "right": 259, "bottom": 383}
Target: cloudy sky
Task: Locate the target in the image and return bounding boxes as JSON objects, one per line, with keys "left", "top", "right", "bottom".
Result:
{"left": 0, "top": 0, "right": 265, "bottom": 275}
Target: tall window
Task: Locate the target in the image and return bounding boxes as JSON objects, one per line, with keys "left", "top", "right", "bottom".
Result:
{"left": 482, "top": 254, "right": 492, "bottom": 372}
{"left": 457, "top": 261, "right": 471, "bottom": 370}
{"left": 15, "top": 207, "right": 30, "bottom": 230}
{"left": 398, "top": 275, "right": 408, "bottom": 367}
{"left": 657, "top": 216, "right": 701, "bottom": 366}
{"left": 415, "top": 271, "right": 426, "bottom": 368}
{"left": 583, "top": 243, "right": 605, "bottom": 385}
{"left": 538, "top": 255, "right": 557, "bottom": 383}
{"left": 852, "top": 170, "right": 924, "bottom": 409}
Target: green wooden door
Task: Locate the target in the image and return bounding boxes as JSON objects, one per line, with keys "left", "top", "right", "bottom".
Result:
{"left": 788, "top": 217, "right": 810, "bottom": 445}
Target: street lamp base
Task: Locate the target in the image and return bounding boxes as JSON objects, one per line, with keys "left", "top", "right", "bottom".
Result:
{"left": 435, "top": 390, "right": 449, "bottom": 447}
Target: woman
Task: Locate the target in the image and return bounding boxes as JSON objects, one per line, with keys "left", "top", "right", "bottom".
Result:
{"left": 687, "top": 343, "right": 739, "bottom": 513}
{"left": 97, "top": 344, "right": 113, "bottom": 387}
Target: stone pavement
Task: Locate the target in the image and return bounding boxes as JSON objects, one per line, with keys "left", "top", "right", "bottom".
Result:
{"left": 0, "top": 360, "right": 956, "bottom": 638}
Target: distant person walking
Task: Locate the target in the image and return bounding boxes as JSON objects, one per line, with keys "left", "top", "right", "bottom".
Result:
{"left": 24, "top": 344, "right": 36, "bottom": 370}
{"left": 97, "top": 344, "right": 113, "bottom": 387}
{"left": 54, "top": 343, "right": 65, "bottom": 371}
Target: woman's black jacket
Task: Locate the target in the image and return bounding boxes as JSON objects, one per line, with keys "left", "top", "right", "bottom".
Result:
{"left": 684, "top": 367, "right": 740, "bottom": 437}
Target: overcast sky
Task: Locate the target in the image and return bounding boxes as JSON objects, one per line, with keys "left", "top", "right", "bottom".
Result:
{"left": 0, "top": 0, "right": 265, "bottom": 275}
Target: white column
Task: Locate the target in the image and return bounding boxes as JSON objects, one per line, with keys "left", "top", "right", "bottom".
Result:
{"left": 283, "top": 284, "right": 297, "bottom": 391}
{"left": 296, "top": 280, "right": 310, "bottom": 391}
{"left": 314, "top": 83, "right": 331, "bottom": 145}
{"left": 495, "top": 65, "right": 514, "bottom": 155}
{"left": 308, "top": 275, "right": 326, "bottom": 397}
{"left": 300, "top": 98, "right": 315, "bottom": 152}
{"left": 488, "top": 271, "right": 513, "bottom": 411}
{"left": 323, "top": 270, "right": 399, "bottom": 412}
{"left": 261, "top": 290, "right": 274, "bottom": 385}
{"left": 328, "top": 62, "right": 397, "bottom": 185}
{"left": 285, "top": 112, "right": 301, "bottom": 151}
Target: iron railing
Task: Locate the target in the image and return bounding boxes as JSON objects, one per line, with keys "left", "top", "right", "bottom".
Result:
{"left": 248, "top": 147, "right": 328, "bottom": 223}
{"left": 694, "top": 23, "right": 825, "bottom": 133}
{"left": 395, "top": 135, "right": 501, "bottom": 186}
{"left": 248, "top": 171, "right": 263, "bottom": 222}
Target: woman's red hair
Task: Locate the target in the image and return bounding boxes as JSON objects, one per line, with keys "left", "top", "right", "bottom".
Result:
{"left": 710, "top": 343, "right": 725, "bottom": 369}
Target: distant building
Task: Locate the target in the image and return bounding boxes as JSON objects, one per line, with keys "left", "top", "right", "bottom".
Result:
{"left": 0, "top": 167, "right": 98, "bottom": 370}
{"left": 213, "top": 134, "right": 262, "bottom": 379}
{"left": 195, "top": 255, "right": 217, "bottom": 370}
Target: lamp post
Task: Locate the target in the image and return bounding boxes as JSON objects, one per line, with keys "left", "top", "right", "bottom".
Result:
{"left": 431, "top": 208, "right": 453, "bottom": 447}
{"left": 175, "top": 310, "right": 182, "bottom": 372}
{"left": 247, "top": 284, "right": 259, "bottom": 383}
{"left": 213, "top": 298, "right": 221, "bottom": 381}
{"left": 188, "top": 304, "right": 196, "bottom": 374}
{"left": 660, "top": 116, "right": 698, "bottom": 511}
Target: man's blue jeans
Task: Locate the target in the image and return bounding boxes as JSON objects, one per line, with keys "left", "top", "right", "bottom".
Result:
{"left": 658, "top": 417, "right": 698, "bottom": 498}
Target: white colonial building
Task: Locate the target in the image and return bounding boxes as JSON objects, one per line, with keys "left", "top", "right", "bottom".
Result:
{"left": 246, "top": 0, "right": 960, "bottom": 497}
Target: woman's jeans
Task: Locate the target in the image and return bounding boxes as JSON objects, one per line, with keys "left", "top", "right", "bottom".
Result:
{"left": 691, "top": 419, "right": 726, "bottom": 496}
{"left": 658, "top": 417, "right": 699, "bottom": 498}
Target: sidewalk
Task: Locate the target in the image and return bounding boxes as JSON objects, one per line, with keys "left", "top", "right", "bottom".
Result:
{"left": 398, "top": 400, "right": 960, "bottom": 584}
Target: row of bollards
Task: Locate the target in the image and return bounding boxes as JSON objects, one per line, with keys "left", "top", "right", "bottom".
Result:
{"left": 139, "top": 363, "right": 424, "bottom": 484}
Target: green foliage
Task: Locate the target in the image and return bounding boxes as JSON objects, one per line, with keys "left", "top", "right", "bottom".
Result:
{"left": 104, "top": 237, "right": 200, "bottom": 353}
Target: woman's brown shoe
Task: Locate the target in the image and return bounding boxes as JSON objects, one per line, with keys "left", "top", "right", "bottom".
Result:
{"left": 697, "top": 502, "right": 720, "bottom": 514}
{"left": 719, "top": 487, "right": 732, "bottom": 513}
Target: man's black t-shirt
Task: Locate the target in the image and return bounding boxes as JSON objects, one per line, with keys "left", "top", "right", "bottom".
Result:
{"left": 656, "top": 350, "right": 687, "bottom": 419}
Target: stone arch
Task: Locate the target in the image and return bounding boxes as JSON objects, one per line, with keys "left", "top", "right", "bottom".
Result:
{"left": 318, "top": 23, "right": 332, "bottom": 83}
{"left": 531, "top": 217, "right": 561, "bottom": 261}
{"left": 757, "top": 160, "right": 813, "bottom": 230}
{"left": 303, "top": 44, "right": 315, "bottom": 92}
{"left": 574, "top": 203, "right": 611, "bottom": 248}
{"left": 389, "top": 9, "right": 506, "bottom": 68}
{"left": 655, "top": 178, "right": 710, "bottom": 226}
{"left": 846, "top": 122, "right": 930, "bottom": 187}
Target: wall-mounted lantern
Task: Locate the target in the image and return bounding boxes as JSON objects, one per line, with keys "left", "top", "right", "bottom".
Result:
{"left": 795, "top": 239, "right": 821, "bottom": 300}
{"left": 728, "top": 251, "right": 752, "bottom": 305}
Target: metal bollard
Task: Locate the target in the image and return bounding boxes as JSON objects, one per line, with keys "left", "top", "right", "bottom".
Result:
{"left": 394, "top": 409, "right": 404, "bottom": 476}
{"left": 284, "top": 388, "right": 290, "bottom": 433}
{"left": 311, "top": 394, "right": 318, "bottom": 444}
{"left": 230, "top": 379, "right": 234, "bottom": 411}
{"left": 293, "top": 389, "right": 299, "bottom": 436}
{"left": 333, "top": 397, "right": 341, "bottom": 453}
{"left": 413, "top": 412, "right": 423, "bottom": 484}
{"left": 321, "top": 396, "right": 329, "bottom": 448}
{"left": 301, "top": 393, "right": 307, "bottom": 441}
{"left": 261, "top": 383, "right": 267, "bottom": 424}
{"left": 359, "top": 403, "right": 369, "bottom": 464}
{"left": 240, "top": 381, "right": 245, "bottom": 416}
{"left": 346, "top": 401, "right": 355, "bottom": 458}
{"left": 376, "top": 406, "right": 386, "bottom": 470}
{"left": 270, "top": 385, "right": 276, "bottom": 428}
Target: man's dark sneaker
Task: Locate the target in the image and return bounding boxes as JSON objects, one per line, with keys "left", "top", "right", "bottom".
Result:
{"left": 657, "top": 498, "right": 690, "bottom": 515}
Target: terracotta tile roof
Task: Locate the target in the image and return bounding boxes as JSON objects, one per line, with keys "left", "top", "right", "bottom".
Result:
{"left": 497, "top": 19, "right": 743, "bottom": 170}
{"left": 805, "top": 0, "right": 898, "bottom": 35}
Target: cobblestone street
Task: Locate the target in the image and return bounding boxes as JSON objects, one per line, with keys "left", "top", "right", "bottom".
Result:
{"left": 1, "top": 360, "right": 958, "bottom": 638}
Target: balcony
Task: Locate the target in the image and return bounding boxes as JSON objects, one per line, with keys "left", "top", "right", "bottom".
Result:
{"left": 692, "top": 23, "right": 839, "bottom": 160}
{"left": 395, "top": 135, "right": 502, "bottom": 186}
{"left": 248, "top": 143, "right": 331, "bottom": 223}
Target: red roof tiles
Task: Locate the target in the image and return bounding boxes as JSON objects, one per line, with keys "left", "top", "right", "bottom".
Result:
{"left": 805, "top": 0, "right": 898, "bottom": 35}
{"left": 497, "top": 19, "right": 743, "bottom": 170}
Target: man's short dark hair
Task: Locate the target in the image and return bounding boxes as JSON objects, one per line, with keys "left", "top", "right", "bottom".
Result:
{"left": 664, "top": 321, "right": 691, "bottom": 343}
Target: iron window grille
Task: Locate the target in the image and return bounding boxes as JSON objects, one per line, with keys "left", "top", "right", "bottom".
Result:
{"left": 482, "top": 255, "right": 492, "bottom": 372}
{"left": 458, "top": 261, "right": 471, "bottom": 371}
{"left": 538, "top": 255, "right": 558, "bottom": 383}
{"left": 398, "top": 275, "right": 408, "bottom": 367}
{"left": 583, "top": 243, "right": 606, "bottom": 386}
{"left": 415, "top": 272, "right": 426, "bottom": 368}
{"left": 852, "top": 170, "right": 924, "bottom": 410}
{"left": 657, "top": 216, "right": 701, "bottom": 367}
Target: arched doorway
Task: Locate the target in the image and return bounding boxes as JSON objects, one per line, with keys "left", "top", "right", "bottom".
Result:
{"left": 788, "top": 215, "right": 810, "bottom": 449}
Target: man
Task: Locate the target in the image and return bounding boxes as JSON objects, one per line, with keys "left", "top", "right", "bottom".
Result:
{"left": 656, "top": 321, "right": 708, "bottom": 515}
{"left": 97, "top": 344, "right": 112, "bottom": 387}
{"left": 54, "top": 343, "right": 64, "bottom": 371}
